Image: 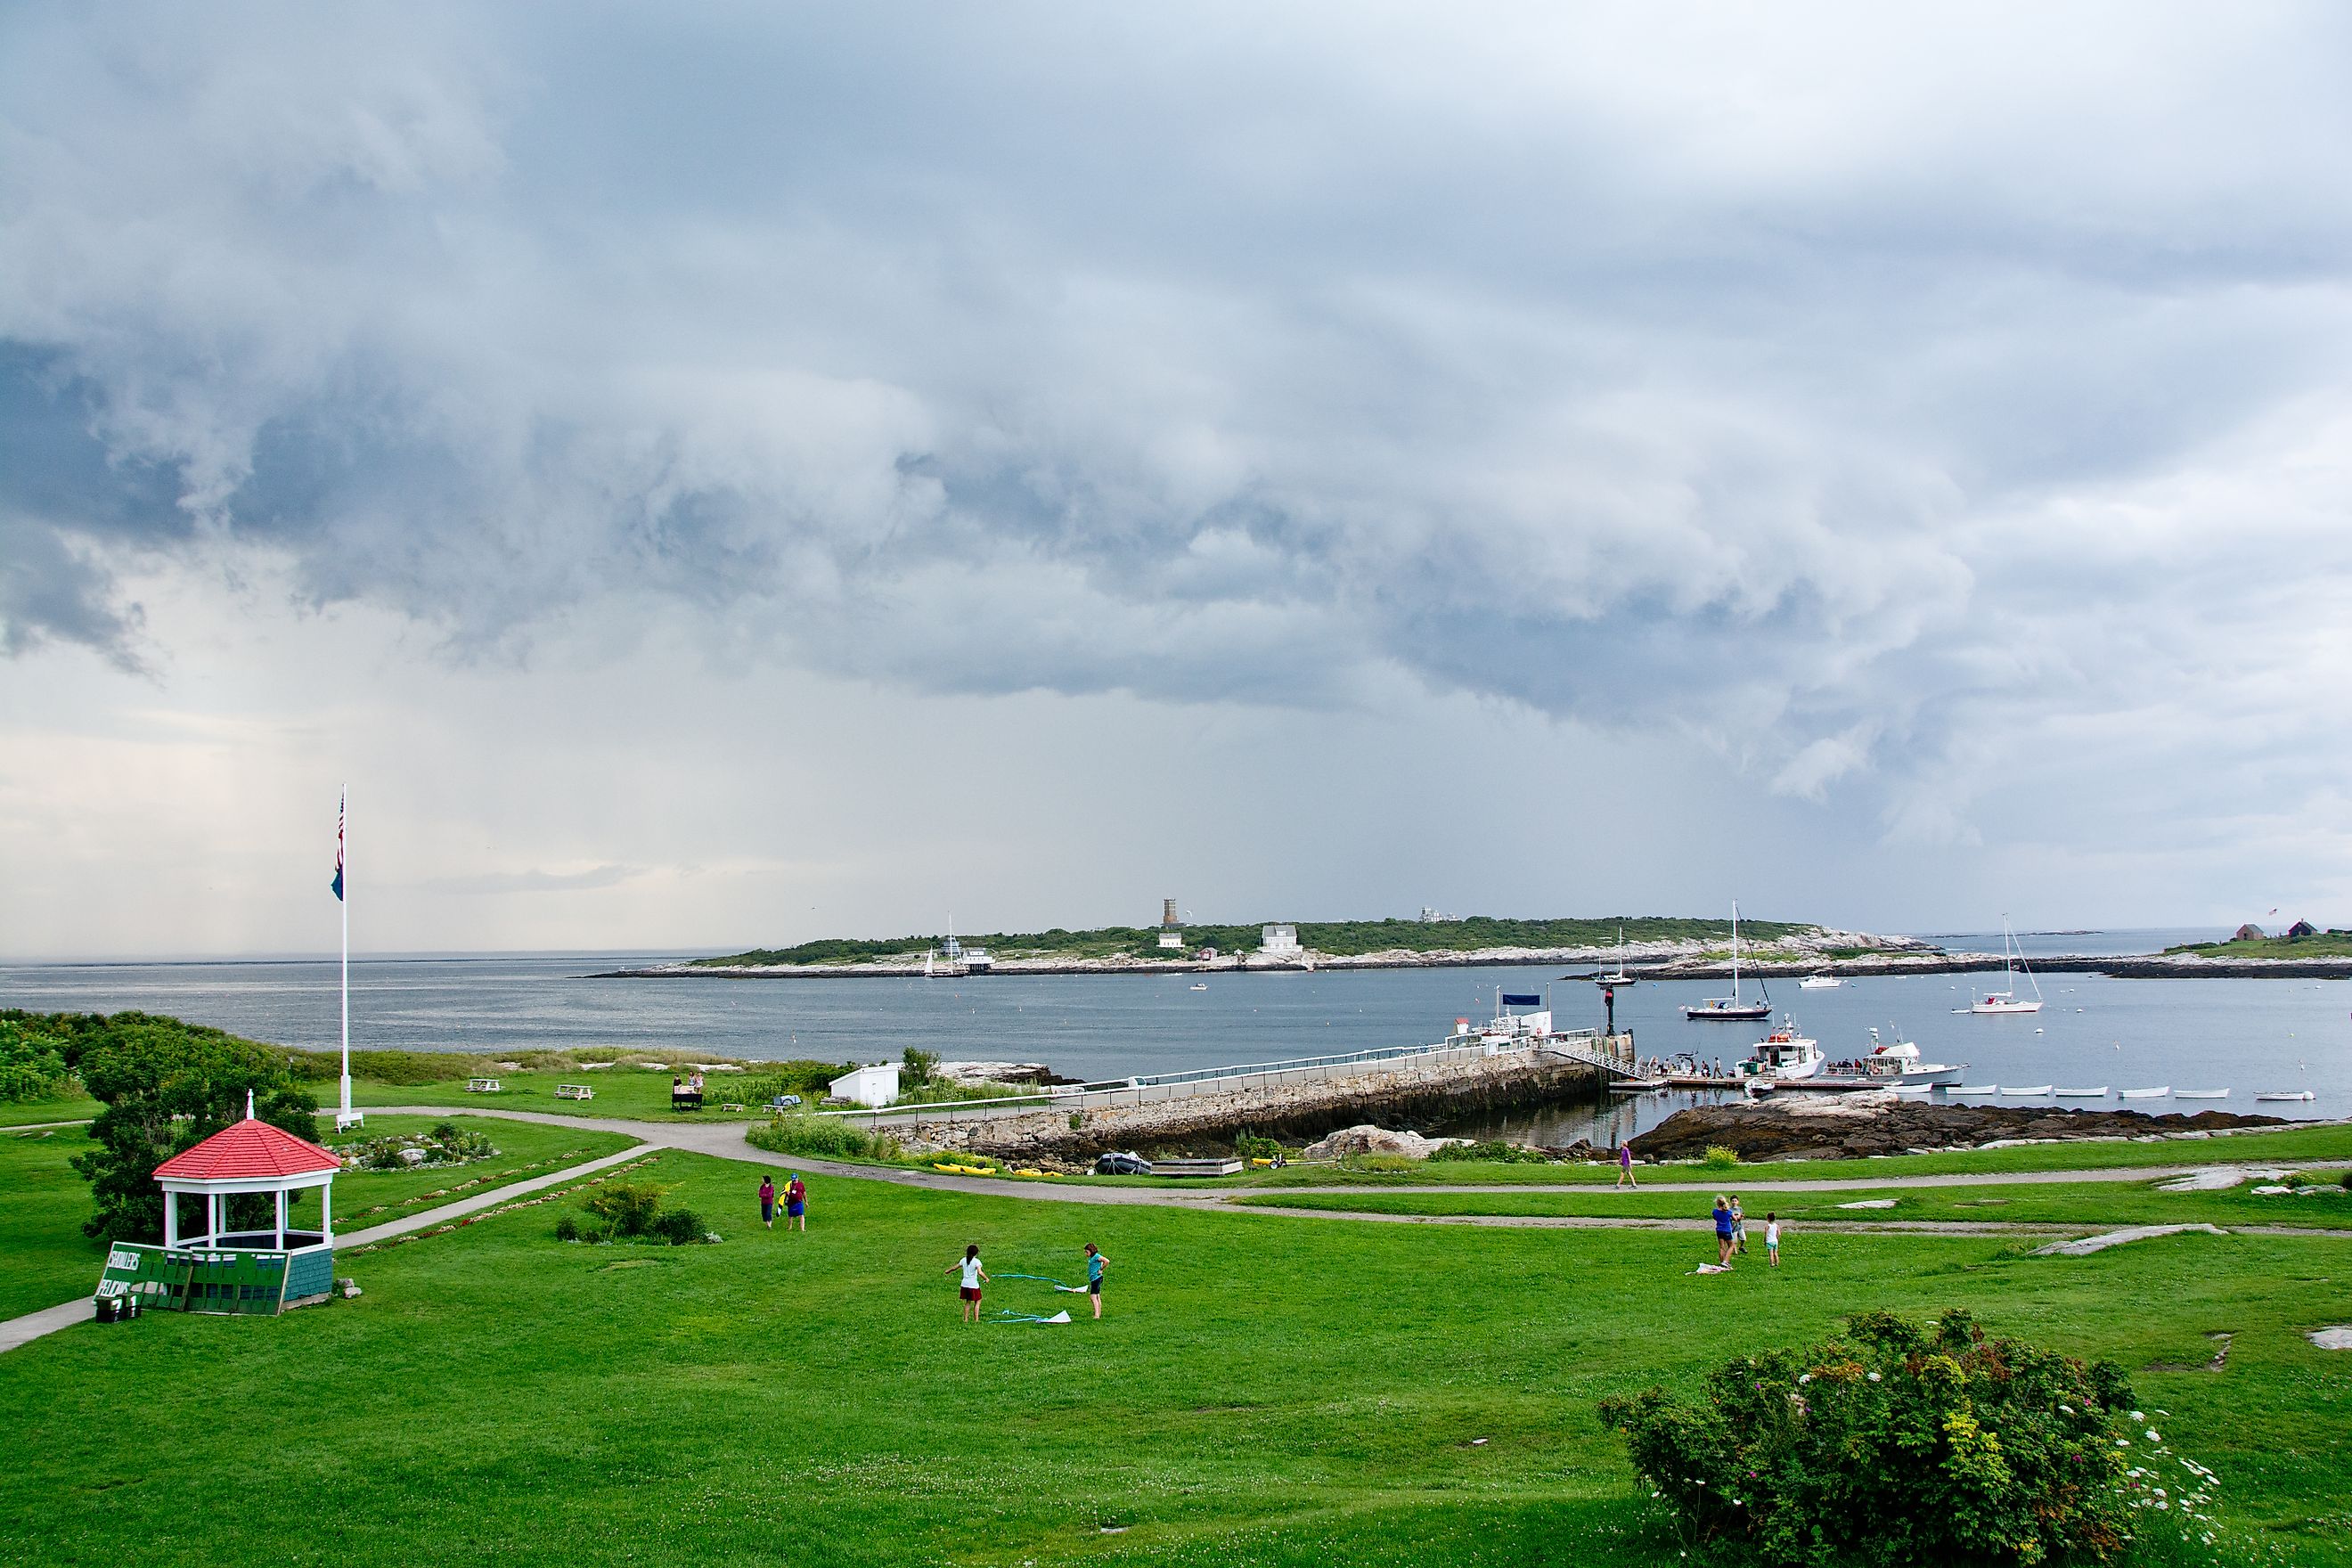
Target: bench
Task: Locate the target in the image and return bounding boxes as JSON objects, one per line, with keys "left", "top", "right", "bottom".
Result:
{"left": 465, "top": 1078, "right": 502, "bottom": 1094}
{"left": 554, "top": 1083, "right": 594, "bottom": 1101}
{"left": 671, "top": 1089, "right": 704, "bottom": 1111}
{"left": 1150, "top": 1157, "right": 1244, "bottom": 1178}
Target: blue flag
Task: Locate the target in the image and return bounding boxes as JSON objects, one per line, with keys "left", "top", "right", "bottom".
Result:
{"left": 331, "top": 794, "right": 345, "bottom": 902}
{"left": 1501, "top": 992, "right": 1541, "bottom": 1007}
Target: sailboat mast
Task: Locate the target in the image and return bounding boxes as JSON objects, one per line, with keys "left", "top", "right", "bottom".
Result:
{"left": 1731, "top": 902, "right": 1742, "bottom": 1004}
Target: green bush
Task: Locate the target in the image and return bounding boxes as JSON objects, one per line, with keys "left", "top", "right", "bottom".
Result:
{"left": 1430, "top": 1139, "right": 1550, "bottom": 1164}
{"left": 1598, "top": 1309, "right": 2137, "bottom": 1566}
{"left": 736, "top": 1061, "right": 858, "bottom": 1103}
{"left": 0, "top": 1018, "right": 74, "bottom": 1103}
{"left": 1233, "top": 1131, "right": 1289, "bottom": 1164}
{"left": 577, "top": 1220, "right": 610, "bottom": 1245}
{"left": 746, "top": 1115, "right": 902, "bottom": 1162}
{"left": 552, "top": 1214, "right": 580, "bottom": 1242}
{"left": 649, "top": 1207, "right": 706, "bottom": 1245}
{"left": 1701, "top": 1145, "right": 1742, "bottom": 1171}
{"left": 582, "top": 1180, "right": 666, "bottom": 1238}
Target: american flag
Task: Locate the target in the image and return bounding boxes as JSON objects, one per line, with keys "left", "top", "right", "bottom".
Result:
{"left": 331, "top": 793, "right": 345, "bottom": 902}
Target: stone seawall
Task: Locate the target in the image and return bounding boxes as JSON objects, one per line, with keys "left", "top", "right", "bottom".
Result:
{"left": 895, "top": 1047, "right": 1612, "bottom": 1160}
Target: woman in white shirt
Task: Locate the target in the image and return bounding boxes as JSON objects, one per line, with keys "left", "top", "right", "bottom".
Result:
{"left": 947, "top": 1245, "right": 990, "bottom": 1324}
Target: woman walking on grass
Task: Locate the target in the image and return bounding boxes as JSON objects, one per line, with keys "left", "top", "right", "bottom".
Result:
{"left": 948, "top": 1245, "right": 989, "bottom": 1324}
{"left": 786, "top": 1173, "right": 806, "bottom": 1232}
{"left": 1616, "top": 1142, "right": 1637, "bottom": 1188}
{"left": 1712, "top": 1196, "right": 1736, "bottom": 1266}
{"left": 758, "top": 1175, "right": 776, "bottom": 1231}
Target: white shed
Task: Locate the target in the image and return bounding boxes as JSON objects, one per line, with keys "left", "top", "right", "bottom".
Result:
{"left": 829, "top": 1062, "right": 902, "bottom": 1107}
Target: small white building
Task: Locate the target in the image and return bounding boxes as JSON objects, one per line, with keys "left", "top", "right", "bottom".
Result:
{"left": 829, "top": 1062, "right": 902, "bottom": 1107}
{"left": 1157, "top": 930, "right": 1185, "bottom": 950}
{"left": 1260, "top": 924, "right": 1302, "bottom": 955}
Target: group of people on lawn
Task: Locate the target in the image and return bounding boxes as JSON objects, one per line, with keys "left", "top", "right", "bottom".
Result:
{"left": 1712, "top": 1194, "right": 1782, "bottom": 1267}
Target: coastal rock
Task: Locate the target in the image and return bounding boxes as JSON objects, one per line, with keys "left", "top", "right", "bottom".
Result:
{"left": 1301, "top": 1125, "right": 1438, "bottom": 1161}
{"left": 937, "top": 1061, "right": 1082, "bottom": 1088}
{"left": 1629, "top": 1100, "right": 2284, "bottom": 1162}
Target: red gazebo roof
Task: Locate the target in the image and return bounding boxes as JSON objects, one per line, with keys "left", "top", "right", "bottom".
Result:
{"left": 154, "top": 1117, "right": 341, "bottom": 1181}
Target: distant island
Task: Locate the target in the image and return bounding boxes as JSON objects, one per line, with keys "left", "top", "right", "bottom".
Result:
{"left": 2166, "top": 924, "right": 2352, "bottom": 960}
{"left": 592, "top": 914, "right": 1948, "bottom": 979}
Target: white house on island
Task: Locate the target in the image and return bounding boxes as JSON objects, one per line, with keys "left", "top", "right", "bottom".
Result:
{"left": 1259, "top": 924, "right": 1302, "bottom": 956}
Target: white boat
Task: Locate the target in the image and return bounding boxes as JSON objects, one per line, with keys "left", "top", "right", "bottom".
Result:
{"left": 1597, "top": 925, "right": 1637, "bottom": 986}
{"left": 1735, "top": 1017, "right": 1825, "bottom": 1081}
{"left": 1188, "top": 983, "right": 1208, "bottom": 992}
{"left": 1999, "top": 1084, "right": 2054, "bottom": 1096}
{"left": 2255, "top": 1090, "right": 2316, "bottom": 1102}
{"left": 2119, "top": 1087, "right": 2170, "bottom": 1099}
{"left": 1684, "top": 902, "right": 1772, "bottom": 1020}
{"left": 1969, "top": 917, "right": 2045, "bottom": 1014}
{"left": 2054, "top": 1087, "right": 2110, "bottom": 1098}
{"left": 1800, "top": 972, "right": 1843, "bottom": 989}
{"left": 1953, "top": 1084, "right": 2000, "bottom": 1094}
{"left": 1858, "top": 1027, "right": 1966, "bottom": 1086}
{"left": 2175, "top": 1090, "right": 2229, "bottom": 1100}
{"left": 926, "top": 923, "right": 992, "bottom": 976}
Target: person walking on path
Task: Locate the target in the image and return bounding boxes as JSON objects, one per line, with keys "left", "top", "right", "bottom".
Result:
{"left": 786, "top": 1173, "right": 807, "bottom": 1232}
{"left": 1712, "top": 1196, "right": 1736, "bottom": 1266}
{"left": 948, "top": 1245, "right": 989, "bottom": 1324}
{"left": 1083, "top": 1243, "right": 1109, "bottom": 1319}
{"left": 1766, "top": 1213, "right": 1783, "bottom": 1269}
{"left": 1616, "top": 1142, "right": 1637, "bottom": 1188}
{"left": 1730, "top": 1196, "right": 1748, "bottom": 1256}
{"left": 758, "top": 1175, "right": 777, "bottom": 1231}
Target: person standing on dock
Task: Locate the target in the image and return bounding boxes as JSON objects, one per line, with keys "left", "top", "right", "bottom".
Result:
{"left": 1616, "top": 1142, "right": 1637, "bottom": 1188}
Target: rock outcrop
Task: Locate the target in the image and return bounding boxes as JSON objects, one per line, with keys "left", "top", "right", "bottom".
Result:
{"left": 1300, "top": 1125, "right": 1437, "bottom": 1161}
{"left": 1629, "top": 1098, "right": 2286, "bottom": 1162}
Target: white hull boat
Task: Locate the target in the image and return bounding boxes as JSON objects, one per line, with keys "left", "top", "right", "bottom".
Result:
{"left": 1969, "top": 917, "right": 2045, "bottom": 1015}
{"left": 2174, "top": 1090, "right": 2229, "bottom": 1100}
{"left": 2119, "top": 1087, "right": 2170, "bottom": 1099}
{"left": 1685, "top": 902, "right": 1772, "bottom": 1020}
{"left": 2054, "top": 1087, "right": 2109, "bottom": 1098}
{"left": 2255, "top": 1090, "right": 2316, "bottom": 1102}
{"left": 1999, "top": 1084, "right": 2054, "bottom": 1097}
{"left": 1800, "top": 973, "right": 1843, "bottom": 989}
{"left": 1953, "top": 1084, "right": 1999, "bottom": 1094}
{"left": 1858, "top": 1028, "right": 1965, "bottom": 1086}
{"left": 1736, "top": 1017, "right": 1825, "bottom": 1082}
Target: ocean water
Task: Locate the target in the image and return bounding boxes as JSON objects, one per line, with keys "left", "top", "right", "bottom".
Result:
{"left": 4, "top": 933, "right": 2343, "bottom": 1146}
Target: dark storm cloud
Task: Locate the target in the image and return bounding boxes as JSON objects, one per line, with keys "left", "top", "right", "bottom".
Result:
{"left": 4, "top": 1, "right": 2351, "bottom": 833}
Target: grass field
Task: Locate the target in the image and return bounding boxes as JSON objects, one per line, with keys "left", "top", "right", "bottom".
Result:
{"left": 4, "top": 1145, "right": 2350, "bottom": 1566}
{"left": 0, "top": 1090, "right": 101, "bottom": 1129}
{"left": 1233, "top": 1174, "right": 2352, "bottom": 1232}
{"left": 352, "top": 1066, "right": 777, "bottom": 1120}
{"left": 0, "top": 1115, "right": 636, "bottom": 1321}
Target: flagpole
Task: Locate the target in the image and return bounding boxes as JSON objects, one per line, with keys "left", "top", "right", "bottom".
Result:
{"left": 339, "top": 786, "right": 356, "bottom": 1130}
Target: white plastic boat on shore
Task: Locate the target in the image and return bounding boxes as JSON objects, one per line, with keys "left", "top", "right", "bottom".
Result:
{"left": 2119, "top": 1087, "right": 2170, "bottom": 1099}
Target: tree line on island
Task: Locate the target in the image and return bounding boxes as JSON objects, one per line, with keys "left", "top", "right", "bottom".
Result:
{"left": 698, "top": 913, "right": 1817, "bottom": 968}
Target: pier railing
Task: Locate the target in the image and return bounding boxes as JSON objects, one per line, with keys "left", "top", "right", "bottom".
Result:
{"left": 810, "top": 1028, "right": 1626, "bottom": 1130}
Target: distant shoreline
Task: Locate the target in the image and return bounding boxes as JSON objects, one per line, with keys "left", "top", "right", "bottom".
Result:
{"left": 588, "top": 950, "right": 2352, "bottom": 982}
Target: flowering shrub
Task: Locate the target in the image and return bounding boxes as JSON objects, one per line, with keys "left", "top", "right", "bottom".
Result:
{"left": 1598, "top": 1310, "right": 2138, "bottom": 1565}
{"left": 1701, "top": 1145, "right": 1742, "bottom": 1171}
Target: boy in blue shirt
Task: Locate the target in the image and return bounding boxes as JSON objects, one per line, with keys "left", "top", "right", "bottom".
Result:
{"left": 1084, "top": 1243, "right": 1109, "bottom": 1319}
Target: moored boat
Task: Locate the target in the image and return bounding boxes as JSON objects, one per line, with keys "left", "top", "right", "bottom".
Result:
{"left": 1685, "top": 902, "right": 1773, "bottom": 1020}
{"left": 1736, "top": 1017, "right": 1824, "bottom": 1082}
{"left": 1969, "top": 917, "right": 2044, "bottom": 1014}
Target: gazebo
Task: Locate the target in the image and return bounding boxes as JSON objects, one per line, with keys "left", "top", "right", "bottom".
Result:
{"left": 102, "top": 1098, "right": 345, "bottom": 1314}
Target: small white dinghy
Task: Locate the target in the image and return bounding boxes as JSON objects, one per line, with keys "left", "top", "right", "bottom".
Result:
{"left": 1953, "top": 1084, "right": 1999, "bottom": 1094}
{"left": 2000, "top": 1085, "right": 2054, "bottom": 1097}
{"left": 2175, "top": 1090, "right": 2230, "bottom": 1100}
{"left": 2054, "top": 1087, "right": 2110, "bottom": 1098}
{"left": 2255, "top": 1090, "right": 2316, "bottom": 1102}
{"left": 2119, "top": 1087, "right": 2170, "bottom": 1099}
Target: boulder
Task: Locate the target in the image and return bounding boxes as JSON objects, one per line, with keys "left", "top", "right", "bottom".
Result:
{"left": 1302, "top": 1124, "right": 1436, "bottom": 1161}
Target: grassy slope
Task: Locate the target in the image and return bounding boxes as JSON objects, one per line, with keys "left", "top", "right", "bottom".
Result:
{"left": 1234, "top": 1175, "right": 2352, "bottom": 1231}
{"left": 3, "top": 1149, "right": 2349, "bottom": 1567}
{"left": 2167, "top": 935, "right": 2352, "bottom": 960}
{"left": 0, "top": 1115, "right": 635, "bottom": 1321}
{"left": 0, "top": 1090, "right": 101, "bottom": 1129}
{"left": 351, "top": 1066, "right": 777, "bottom": 1120}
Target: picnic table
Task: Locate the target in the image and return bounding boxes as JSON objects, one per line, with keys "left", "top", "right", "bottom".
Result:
{"left": 466, "top": 1078, "right": 502, "bottom": 1094}
{"left": 555, "top": 1083, "right": 594, "bottom": 1101}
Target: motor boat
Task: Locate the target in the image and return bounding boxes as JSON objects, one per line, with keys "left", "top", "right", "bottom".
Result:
{"left": 1856, "top": 1027, "right": 1965, "bottom": 1087}
{"left": 1736, "top": 1017, "right": 1824, "bottom": 1082}
{"left": 1799, "top": 972, "right": 1844, "bottom": 989}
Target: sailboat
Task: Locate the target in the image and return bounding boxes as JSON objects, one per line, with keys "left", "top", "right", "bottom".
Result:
{"left": 1968, "top": 917, "right": 2044, "bottom": 1015}
{"left": 1597, "top": 926, "right": 1637, "bottom": 986}
{"left": 1683, "top": 902, "right": 1771, "bottom": 1020}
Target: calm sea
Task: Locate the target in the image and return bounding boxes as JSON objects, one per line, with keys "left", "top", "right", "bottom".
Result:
{"left": 5, "top": 930, "right": 2344, "bottom": 1145}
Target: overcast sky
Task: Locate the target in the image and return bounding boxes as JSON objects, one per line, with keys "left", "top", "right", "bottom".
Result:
{"left": 4, "top": 3, "right": 2349, "bottom": 960}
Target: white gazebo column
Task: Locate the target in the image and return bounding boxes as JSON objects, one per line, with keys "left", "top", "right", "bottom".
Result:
{"left": 319, "top": 1180, "right": 333, "bottom": 1244}
{"left": 274, "top": 1188, "right": 287, "bottom": 1249}
{"left": 163, "top": 1188, "right": 179, "bottom": 1247}
{"left": 206, "top": 1191, "right": 220, "bottom": 1245}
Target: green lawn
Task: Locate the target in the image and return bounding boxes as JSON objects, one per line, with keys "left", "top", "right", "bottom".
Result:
{"left": 352, "top": 1066, "right": 776, "bottom": 1120}
{"left": 3, "top": 1149, "right": 2348, "bottom": 1566}
{"left": 0, "top": 1115, "right": 636, "bottom": 1321}
{"left": 1233, "top": 1174, "right": 2352, "bottom": 1232}
{"left": 0, "top": 1090, "right": 101, "bottom": 1129}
